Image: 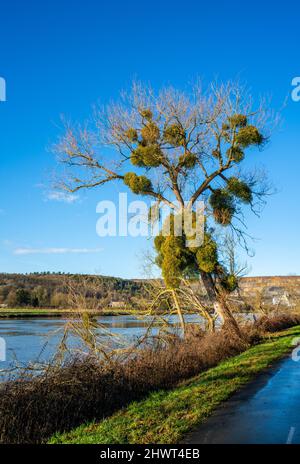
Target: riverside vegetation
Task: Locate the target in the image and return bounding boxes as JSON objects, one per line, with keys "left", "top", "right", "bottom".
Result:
{"left": 0, "top": 312, "right": 299, "bottom": 444}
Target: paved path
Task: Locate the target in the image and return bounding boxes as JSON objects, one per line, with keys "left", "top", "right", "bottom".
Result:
{"left": 185, "top": 357, "right": 300, "bottom": 444}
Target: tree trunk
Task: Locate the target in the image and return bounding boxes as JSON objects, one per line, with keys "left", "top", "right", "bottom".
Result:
{"left": 171, "top": 289, "right": 185, "bottom": 336}
{"left": 200, "top": 271, "right": 242, "bottom": 338}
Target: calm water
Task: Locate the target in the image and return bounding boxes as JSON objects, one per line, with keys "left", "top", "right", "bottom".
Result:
{"left": 0, "top": 314, "right": 204, "bottom": 373}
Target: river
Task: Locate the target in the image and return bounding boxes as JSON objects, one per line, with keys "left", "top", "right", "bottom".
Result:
{"left": 0, "top": 314, "right": 205, "bottom": 373}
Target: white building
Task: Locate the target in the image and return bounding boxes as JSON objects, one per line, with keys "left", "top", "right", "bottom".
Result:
{"left": 109, "top": 301, "right": 126, "bottom": 308}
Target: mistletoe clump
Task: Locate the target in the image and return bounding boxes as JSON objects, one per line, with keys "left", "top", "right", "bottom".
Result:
{"left": 226, "top": 146, "right": 245, "bottom": 162}
{"left": 131, "top": 144, "right": 163, "bottom": 167}
{"left": 195, "top": 234, "right": 218, "bottom": 273}
{"left": 141, "top": 122, "right": 160, "bottom": 143}
{"left": 159, "top": 235, "right": 191, "bottom": 288}
{"left": 154, "top": 214, "right": 219, "bottom": 288}
{"left": 154, "top": 215, "right": 237, "bottom": 295}
{"left": 163, "top": 124, "right": 186, "bottom": 146}
{"left": 154, "top": 215, "right": 195, "bottom": 288}
{"left": 220, "top": 273, "right": 238, "bottom": 292}
{"left": 123, "top": 172, "right": 152, "bottom": 194}
{"left": 228, "top": 114, "right": 248, "bottom": 128}
{"left": 178, "top": 152, "right": 197, "bottom": 168}
{"left": 236, "top": 125, "right": 264, "bottom": 148}
{"left": 209, "top": 189, "right": 235, "bottom": 225}
{"left": 127, "top": 118, "right": 163, "bottom": 168}
{"left": 222, "top": 115, "right": 264, "bottom": 159}
{"left": 227, "top": 177, "right": 252, "bottom": 203}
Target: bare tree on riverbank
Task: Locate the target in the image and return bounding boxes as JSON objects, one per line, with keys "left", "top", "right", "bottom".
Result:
{"left": 54, "top": 80, "right": 276, "bottom": 337}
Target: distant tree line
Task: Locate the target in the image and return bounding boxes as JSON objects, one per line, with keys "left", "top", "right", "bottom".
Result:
{"left": 0, "top": 273, "right": 146, "bottom": 309}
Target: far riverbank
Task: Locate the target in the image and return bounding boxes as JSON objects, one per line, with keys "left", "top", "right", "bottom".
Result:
{"left": 0, "top": 308, "right": 141, "bottom": 318}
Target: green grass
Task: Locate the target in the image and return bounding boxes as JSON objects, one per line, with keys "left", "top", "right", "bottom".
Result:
{"left": 0, "top": 308, "right": 67, "bottom": 317}
{"left": 49, "top": 326, "right": 300, "bottom": 444}
{"left": 0, "top": 308, "right": 141, "bottom": 318}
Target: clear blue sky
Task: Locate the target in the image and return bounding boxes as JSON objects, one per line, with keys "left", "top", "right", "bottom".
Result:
{"left": 0, "top": 0, "right": 299, "bottom": 278}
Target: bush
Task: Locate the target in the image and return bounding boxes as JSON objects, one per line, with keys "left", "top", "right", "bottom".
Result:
{"left": 254, "top": 312, "right": 300, "bottom": 333}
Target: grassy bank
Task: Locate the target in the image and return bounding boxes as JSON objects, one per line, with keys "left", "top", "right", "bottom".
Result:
{"left": 0, "top": 308, "right": 73, "bottom": 318}
{"left": 0, "top": 308, "right": 140, "bottom": 318}
{"left": 50, "top": 325, "right": 300, "bottom": 444}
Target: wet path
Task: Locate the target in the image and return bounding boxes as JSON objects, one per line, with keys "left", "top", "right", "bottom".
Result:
{"left": 185, "top": 357, "right": 300, "bottom": 444}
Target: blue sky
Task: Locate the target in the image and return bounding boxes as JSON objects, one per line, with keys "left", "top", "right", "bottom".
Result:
{"left": 0, "top": 0, "right": 299, "bottom": 278}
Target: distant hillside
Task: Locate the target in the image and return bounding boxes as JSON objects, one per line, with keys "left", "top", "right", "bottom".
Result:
{"left": 239, "top": 276, "right": 300, "bottom": 306}
{"left": 0, "top": 273, "right": 299, "bottom": 310}
{"left": 0, "top": 273, "right": 147, "bottom": 309}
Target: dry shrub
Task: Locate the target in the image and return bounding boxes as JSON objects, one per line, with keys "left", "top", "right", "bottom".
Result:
{"left": 254, "top": 312, "right": 300, "bottom": 333}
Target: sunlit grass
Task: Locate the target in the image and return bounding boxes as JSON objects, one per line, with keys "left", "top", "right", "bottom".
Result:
{"left": 0, "top": 308, "right": 140, "bottom": 317}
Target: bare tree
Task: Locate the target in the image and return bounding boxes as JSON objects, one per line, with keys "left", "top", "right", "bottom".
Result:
{"left": 54, "top": 80, "right": 276, "bottom": 336}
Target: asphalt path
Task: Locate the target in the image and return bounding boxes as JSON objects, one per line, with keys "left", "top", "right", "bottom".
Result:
{"left": 184, "top": 356, "right": 300, "bottom": 444}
